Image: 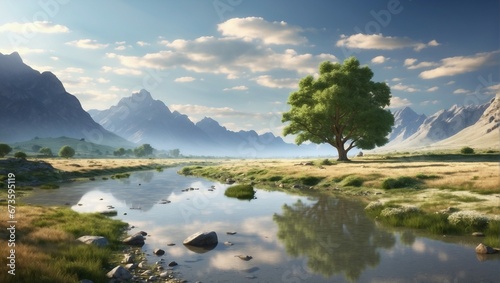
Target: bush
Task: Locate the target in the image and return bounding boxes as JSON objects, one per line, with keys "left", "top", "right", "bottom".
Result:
{"left": 224, "top": 184, "right": 255, "bottom": 200}
{"left": 300, "top": 176, "right": 323, "bottom": 186}
{"left": 39, "top": 147, "right": 53, "bottom": 157}
{"left": 381, "top": 176, "right": 421, "bottom": 189}
{"left": 340, "top": 175, "right": 364, "bottom": 187}
{"left": 0, "top": 143, "right": 12, "bottom": 157}
{"left": 59, "top": 145, "right": 75, "bottom": 158}
{"left": 268, "top": 175, "right": 283, "bottom": 182}
{"left": 460, "top": 146, "right": 474, "bottom": 154}
{"left": 14, "top": 151, "right": 27, "bottom": 159}
{"left": 320, "top": 159, "right": 334, "bottom": 166}
{"left": 448, "top": 211, "right": 489, "bottom": 231}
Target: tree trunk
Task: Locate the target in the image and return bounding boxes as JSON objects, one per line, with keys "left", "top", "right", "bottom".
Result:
{"left": 336, "top": 146, "right": 350, "bottom": 161}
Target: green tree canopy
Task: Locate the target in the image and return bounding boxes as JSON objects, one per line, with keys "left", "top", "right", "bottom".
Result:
{"left": 134, "top": 144, "right": 154, "bottom": 157}
{"left": 0, "top": 144, "right": 12, "bottom": 157}
{"left": 113, "top": 147, "right": 126, "bottom": 157}
{"left": 58, "top": 145, "right": 75, "bottom": 158}
{"left": 282, "top": 57, "right": 394, "bottom": 161}
{"left": 14, "top": 151, "right": 27, "bottom": 159}
{"left": 39, "top": 147, "right": 53, "bottom": 157}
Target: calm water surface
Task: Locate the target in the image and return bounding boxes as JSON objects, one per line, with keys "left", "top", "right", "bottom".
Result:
{"left": 23, "top": 168, "right": 499, "bottom": 283}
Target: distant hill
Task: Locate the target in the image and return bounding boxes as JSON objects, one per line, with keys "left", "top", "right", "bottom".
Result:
{"left": 0, "top": 52, "right": 132, "bottom": 148}
{"left": 10, "top": 136, "right": 117, "bottom": 157}
{"left": 89, "top": 90, "right": 335, "bottom": 157}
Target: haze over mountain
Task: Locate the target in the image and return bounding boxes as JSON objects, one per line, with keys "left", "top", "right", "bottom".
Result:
{"left": 89, "top": 90, "right": 334, "bottom": 157}
{"left": 379, "top": 98, "right": 497, "bottom": 151}
{"left": 0, "top": 52, "right": 132, "bottom": 148}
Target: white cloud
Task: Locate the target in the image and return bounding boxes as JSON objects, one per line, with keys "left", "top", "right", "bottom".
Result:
{"left": 0, "top": 21, "right": 69, "bottom": 33}
{"left": 485, "top": 83, "right": 500, "bottom": 94}
{"left": 64, "top": 67, "right": 84, "bottom": 73}
{"left": 109, "top": 36, "right": 336, "bottom": 75}
{"left": 114, "top": 45, "right": 127, "bottom": 51}
{"left": 371, "top": 55, "right": 388, "bottom": 64}
{"left": 101, "top": 65, "right": 142, "bottom": 76}
{"left": 66, "top": 39, "right": 109, "bottom": 49}
{"left": 137, "top": 41, "right": 150, "bottom": 46}
{"left": 96, "top": 77, "right": 110, "bottom": 83}
{"left": 174, "top": 76, "right": 196, "bottom": 83}
{"left": 217, "top": 17, "right": 307, "bottom": 45}
{"left": 336, "top": 33, "right": 439, "bottom": 51}
{"left": 253, "top": 75, "right": 299, "bottom": 89}
{"left": 419, "top": 50, "right": 500, "bottom": 79}
{"left": 427, "top": 86, "right": 439, "bottom": 92}
{"left": 392, "top": 77, "right": 402, "bottom": 82}
{"left": 50, "top": 56, "right": 59, "bottom": 61}
{"left": 0, "top": 47, "right": 45, "bottom": 54}
{"left": 223, "top": 85, "right": 248, "bottom": 91}
{"left": 446, "top": 81, "right": 455, "bottom": 85}
{"left": 226, "top": 73, "right": 239, "bottom": 80}
{"left": 109, "top": 86, "right": 128, "bottom": 92}
{"left": 389, "top": 96, "right": 412, "bottom": 108}
{"left": 405, "top": 60, "right": 438, "bottom": 69}
{"left": 453, "top": 88, "right": 470, "bottom": 94}
{"left": 391, "top": 83, "right": 419, "bottom": 92}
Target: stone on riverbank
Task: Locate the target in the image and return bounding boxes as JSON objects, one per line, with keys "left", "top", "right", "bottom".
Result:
{"left": 183, "top": 231, "right": 218, "bottom": 247}
{"left": 76, "top": 236, "right": 108, "bottom": 247}
{"left": 106, "top": 265, "right": 132, "bottom": 281}
{"left": 123, "top": 233, "right": 146, "bottom": 246}
{"left": 475, "top": 243, "right": 500, "bottom": 254}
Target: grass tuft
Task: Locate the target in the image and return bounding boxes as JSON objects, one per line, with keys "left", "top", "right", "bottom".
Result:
{"left": 224, "top": 184, "right": 256, "bottom": 200}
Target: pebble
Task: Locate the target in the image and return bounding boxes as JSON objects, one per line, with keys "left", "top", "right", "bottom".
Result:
{"left": 226, "top": 231, "right": 237, "bottom": 235}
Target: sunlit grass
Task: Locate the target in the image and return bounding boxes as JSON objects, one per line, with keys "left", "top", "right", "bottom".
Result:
{"left": 0, "top": 205, "right": 127, "bottom": 283}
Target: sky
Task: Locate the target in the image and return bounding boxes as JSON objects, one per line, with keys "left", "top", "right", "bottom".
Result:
{"left": 0, "top": 0, "right": 499, "bottom": 141}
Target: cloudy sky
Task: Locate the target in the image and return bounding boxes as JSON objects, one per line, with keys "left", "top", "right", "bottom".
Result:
{"left": 0, "top": 0, "right": 498, "bottom": 140}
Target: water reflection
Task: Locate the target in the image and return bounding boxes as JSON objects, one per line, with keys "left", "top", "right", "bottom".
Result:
{"left": 274, "top": 195, "right": 395, "bottom": 281}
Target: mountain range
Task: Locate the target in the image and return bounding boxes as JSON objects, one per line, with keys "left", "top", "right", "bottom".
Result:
{"left": 0, "top": 52, "right": 131, "bottom": 148}
{"left": 88, "top": 89, "right": 332, "bottom": 157}
{"left": 0, "top": 51, "right": 497, "bottom": 156}
{"left": 381, "top": 97, "right": 498, "bottom": 151}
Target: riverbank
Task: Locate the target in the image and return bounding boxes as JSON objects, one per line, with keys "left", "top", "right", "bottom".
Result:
{"left": 179, "top": 153, "right": 500, "bottom": 246}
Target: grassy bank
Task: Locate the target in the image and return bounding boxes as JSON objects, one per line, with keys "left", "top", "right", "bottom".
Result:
{"left": 0, "top": 205, "right": 128, "bottom": 283}
{"left": 179, "top": 153, "right": 500, "bottom": 246}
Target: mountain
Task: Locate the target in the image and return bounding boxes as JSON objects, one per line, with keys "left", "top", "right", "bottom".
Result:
{"left": 432, "top": 96, "right": 499, "bottom": 150}
{"left": 88, "top": 89, "right": 216, "bottom": 154}
{"left": 378, "top": 99, "right": 493, "bottom": 151}
{"left": 0, "top": 52, "right": 131, "bottom": 148}
{"left": 90, "top": 92, "right": 336, "bottom": 157}
{"left": 388, "top": 107, "right": 427, "bottom": 143}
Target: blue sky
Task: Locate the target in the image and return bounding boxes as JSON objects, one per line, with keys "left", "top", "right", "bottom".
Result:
{"left": 1, "top": 0, "right": 498, "bottom": 141}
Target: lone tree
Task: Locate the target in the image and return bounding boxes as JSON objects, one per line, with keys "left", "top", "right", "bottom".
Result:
{"left": 39, "top": 147, "right": 53, "bottom": 157}
{"left": 58, "top": 145, "right": 75, "bottom": 158}
{"left": 134, "top": 144, "right": 154, "bottom": 157}
{"left": 282, "top": 57, "right": 394, "bottom": 161}
{"left": 0, "top": 144, "right": 12, "bottom": 157}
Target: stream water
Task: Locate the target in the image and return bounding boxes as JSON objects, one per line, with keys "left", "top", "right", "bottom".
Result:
{"left": 22, "top": 167, "right": 499, "bottom": 282}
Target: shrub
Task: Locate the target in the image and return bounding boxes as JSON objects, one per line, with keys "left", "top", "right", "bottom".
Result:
{"left": 381, "top": 176, "right": 421, "bottom": 189}
{"left": 415, "top": 173, "right": 441, "bottom": 180}
{"left": 300, "top": 176, "right": 323, "bottom": 186}
{"left": 39, "top": 147, "right": 53, "bottom": 157}
{"left": 268, "top": 175, "right": 283, "bottom": 182}
{"left": 320, "top": 159, "right": 334, "bottom": 166}
{"left": 460, "top": 146, "right": 474, "bottom": 154}
{"left": 58, "top": 145, "right": 75, "bottom": 158}
{"left": 14, "top": 151, "right": 27, "bottom": 159}
{"left": 448, "top": 211, "right": 489, "bottom": 231}
{"left": 0, "top": 143, "right": 12, "bottom": 157}
{"left": 224, "top": 184, "right": 255, "bottom": 200}
{"left": 340, "top": 175, "right": 364, "bottom": 187}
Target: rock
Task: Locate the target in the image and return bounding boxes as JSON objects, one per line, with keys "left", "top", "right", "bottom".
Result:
{"left": 123, "top": 233, "right": 145, "bottom": 246}
{"left": 224, "top": 241, "right": 234, "bottom": 246}
{"left": 124, "top": 263, "right": 137, "bottom": 270}
{"left": 106, "top": 265, "right": 132, "bottom": 281}
{"left": 153, "top": 249, "right": 165, "bottom": 256}
{"left": 123, "top": 254, "right": 134, "bottom": 264}
{"left": 159, "top": 271, "right": 170, "bottom": 278}
{"left": 141, "top": 270, "right": 152, "bottom": 276}
{"left": 226, "top": 178, "right": 235, "bottom": 184}
{"left": 183, "top": 231, "right": 218, "bottom": 247}
{"left": 235, "top": 255, "right": 253, "bottom": 261}
{"left": 472, "top": 232, "right": 485, "bottom": 237}
{"left": 77, "top": 236, "right": 108, "bottom": 247}
{"left": 138, "top": 231, "right": 148, "bottom": 236}
{"left": 475, "top": 243, "right": 500, "bottom": 254}
{"left": 167, "top": 243, "right": 176, "bottom": 246}
{"left": 226, "top": 231, "right": 237, "bottom": 235}
{"left": 138, "top": 261, "right": 148, "bottom": 269}
{"left": 168, "top": 261, "right": 178, "bottom": 267}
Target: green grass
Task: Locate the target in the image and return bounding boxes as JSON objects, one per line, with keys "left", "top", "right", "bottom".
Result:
{"left": 40, "top": 183, "right": 60, "bottom": 190}
{"left": 300, "top": 176, "right": 324, "bottom": 186}
{"left": 340, "top": 175, "right": 364, "bottom": 187}
{"left": 224, "top": 184, "right": 256, "bottom": 200}
{"left": 381, "top": 176, "right": 422, "bottom": 189}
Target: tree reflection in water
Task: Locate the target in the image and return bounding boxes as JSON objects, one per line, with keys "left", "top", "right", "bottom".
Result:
{"left": 273, "top": 195, "right": 396, "bottom": 282}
